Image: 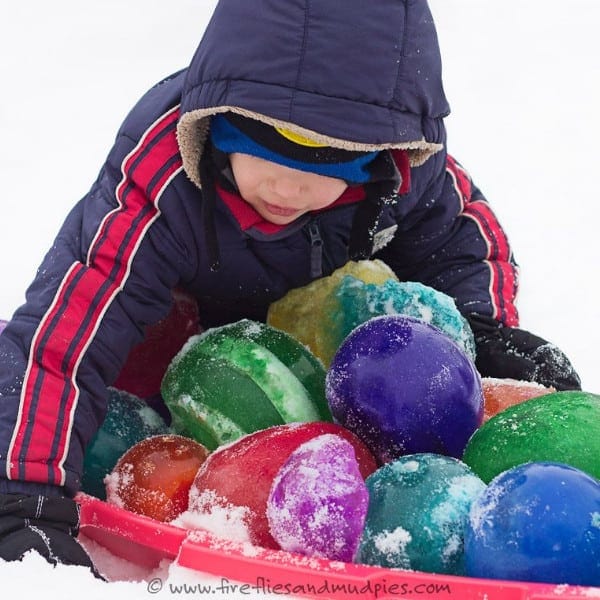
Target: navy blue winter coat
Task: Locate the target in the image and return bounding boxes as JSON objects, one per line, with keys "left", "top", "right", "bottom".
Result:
{"left": 0, "top": 0, "right": 518, "bottom": 497}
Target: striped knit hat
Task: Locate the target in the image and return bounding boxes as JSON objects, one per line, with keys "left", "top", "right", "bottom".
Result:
{"left": 210, "top": 113, "right": 380, "bottom": 184}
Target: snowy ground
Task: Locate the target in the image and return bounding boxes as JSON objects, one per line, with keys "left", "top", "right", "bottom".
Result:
{"left": 1, "top": 1, "right": 600, "bottom": 597}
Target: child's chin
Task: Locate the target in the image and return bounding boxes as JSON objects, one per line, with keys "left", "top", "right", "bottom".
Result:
{"left": 266, "top": 215, "right": 299, "bottom": 225}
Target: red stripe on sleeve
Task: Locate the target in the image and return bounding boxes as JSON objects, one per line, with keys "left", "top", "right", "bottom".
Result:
{"left": 8, "top": 106, "right": 183, "bottom": 486}
{"left": 446, "top": 154, "right": 472, "bottom": 205}
{"left": 462, "top": 199, "right": 519, "bottom": 326}
{"left": 446, "top": 155, "right": 518, "bottom": 327}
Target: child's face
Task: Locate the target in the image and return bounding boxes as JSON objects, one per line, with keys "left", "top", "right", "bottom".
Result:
{"left": 230, "top": 153, "right": 348, "bottom": 225}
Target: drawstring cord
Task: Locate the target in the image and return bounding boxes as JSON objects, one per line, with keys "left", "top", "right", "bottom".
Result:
{"left": 198, "top": 149, "right": 222, "bottom": 272}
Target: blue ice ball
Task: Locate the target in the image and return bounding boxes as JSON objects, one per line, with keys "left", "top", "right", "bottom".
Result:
{"left": 465, "top": 462, "right": 600, "bottom": 585}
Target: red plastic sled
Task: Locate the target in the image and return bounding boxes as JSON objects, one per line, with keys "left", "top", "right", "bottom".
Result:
{"left": 77, "top": 493, "right": 599, "bottom": 599}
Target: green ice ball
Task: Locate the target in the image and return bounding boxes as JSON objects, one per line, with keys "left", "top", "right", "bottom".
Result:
{"left": 161, "top": 319, "right": 331, "bottom": 450}
{"left": 462, "top": 391, "right": 600, "bottom": 483}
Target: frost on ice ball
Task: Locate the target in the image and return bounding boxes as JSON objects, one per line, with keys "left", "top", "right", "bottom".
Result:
{"left": 266, "top": 434, "right": 369, "bottom": 562}
{"left": 267, "top": 259, "right": 475, "bottom": 367}
{"left": 161, "top": 319, "right": 331, "bottom": 451}
{"left": 188, "top": 422, "right": 376, "bottom": 550}
{"left": 326, "top": 315, "right": 483, "bottom": 463}
{"left": 357, "top": 454, "right": 485, "bottom": 575}
{"left": 465, "top": 462, "right": 600, "bottom": 585}
{"left": 463, "top": 390, "right": 600, "bottom": 483}
{"left": 105, "top": 434, "right": 209, "bottom": 522}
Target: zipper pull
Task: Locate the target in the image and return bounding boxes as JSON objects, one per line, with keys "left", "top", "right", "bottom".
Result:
{"left": 308, "top": 222, "right": 323, "bottom": 278}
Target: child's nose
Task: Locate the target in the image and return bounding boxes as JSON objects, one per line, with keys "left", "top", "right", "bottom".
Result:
{"left": 272, "top": 177, "right": 302, "bottom": 201}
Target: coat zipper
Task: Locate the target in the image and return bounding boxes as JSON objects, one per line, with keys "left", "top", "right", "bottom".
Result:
{"left": 308, "top": 221, "right": 323, "bottom": 278}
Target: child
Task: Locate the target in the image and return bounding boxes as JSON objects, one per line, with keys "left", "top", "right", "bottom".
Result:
{"left": 0, "top": 0, "right": 580, "bottom": 570}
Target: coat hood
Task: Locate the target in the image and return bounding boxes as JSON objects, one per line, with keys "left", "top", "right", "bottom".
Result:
{"left": 177, "top": 0, "right": 450, "bottom": 188}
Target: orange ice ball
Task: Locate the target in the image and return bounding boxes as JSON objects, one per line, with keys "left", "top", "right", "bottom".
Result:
{"left": 482, "top": 378, "right": 555, "bottom": 422}
{"left": 106, "top": 434, "right": 209, "bottom": 522}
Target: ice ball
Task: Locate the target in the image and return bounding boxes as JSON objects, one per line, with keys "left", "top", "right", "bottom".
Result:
{"left": 465, "top": 462, "right": 600, "bottom": 585}
{"left": 357, "top": 453, "right": 485, "bottom": 574}
{"left": 463, "top": 390, "right": 600, "bottom": 482}
{"left": 327, "top": 315, "right": 483, "bottom": 463}
{"left": 105, "top": 434, "right": 209, "bottom": 522}
{"left": 267, "top": 434, "right": 369, "bottom": 562}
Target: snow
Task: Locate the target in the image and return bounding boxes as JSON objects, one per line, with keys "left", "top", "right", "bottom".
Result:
{"left": 179, "top": 488, "right": 252, "bottom": 543}
{"left": 371, "top": 526, "right": 413, "bottom": 561}
{"left": 1, "top": 0, "right": 600, "bottom": 597}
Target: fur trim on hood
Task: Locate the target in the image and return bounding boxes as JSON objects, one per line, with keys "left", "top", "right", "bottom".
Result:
{"left": 176, "top": 0, "right": 449, "bottom": 189}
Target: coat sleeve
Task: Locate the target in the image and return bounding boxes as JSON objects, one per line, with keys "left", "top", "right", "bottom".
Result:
{"left": 376, "top": 149, "right": 519, "bottom": 326}
{"left": 0, "top": 105, "right": 199, "bottom": 498}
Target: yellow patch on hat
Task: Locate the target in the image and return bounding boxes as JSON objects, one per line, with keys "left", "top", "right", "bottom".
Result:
{"left": 275, "top": 126, "right": 328, "bottom": 148}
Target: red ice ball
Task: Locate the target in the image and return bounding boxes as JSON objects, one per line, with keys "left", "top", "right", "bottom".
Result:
{"left": 114, "top": 289, "right": 201, "bottom": 399}
{"left": 188, "top": 422, "right": 377, "bottom": 549}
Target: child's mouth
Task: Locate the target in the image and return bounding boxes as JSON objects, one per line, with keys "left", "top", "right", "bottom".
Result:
{"left": 263, "top": 202, "right": 300, "bottom": 218}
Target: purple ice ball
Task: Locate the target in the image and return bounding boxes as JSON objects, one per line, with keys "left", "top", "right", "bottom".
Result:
{"left": 326, "top": 315, "right": 483, "bottom": 463}
{"left": 267, "top": 434, "right": 369, "bottom": 562}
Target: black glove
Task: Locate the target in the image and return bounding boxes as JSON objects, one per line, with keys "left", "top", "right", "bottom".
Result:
{"left": 0, "top": 493, "right": 102, "bottom": 578}
{"left": 467, "top": 315, "right": 582, "bottom": 391}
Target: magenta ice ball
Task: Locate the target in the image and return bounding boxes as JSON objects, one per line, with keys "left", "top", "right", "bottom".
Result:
{"left": 266, "top": 433, "right": 369, "bottom": 562}
{"left": 326, "top": 315, "right": 483, "bottom": 463}
{"left": 0, "top": 320, "right": 7, "bottom": 335}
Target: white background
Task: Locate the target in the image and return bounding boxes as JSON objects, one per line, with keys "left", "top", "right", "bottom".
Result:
{"left": 1, "top": 1, "right": 599, "bottom": 596}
